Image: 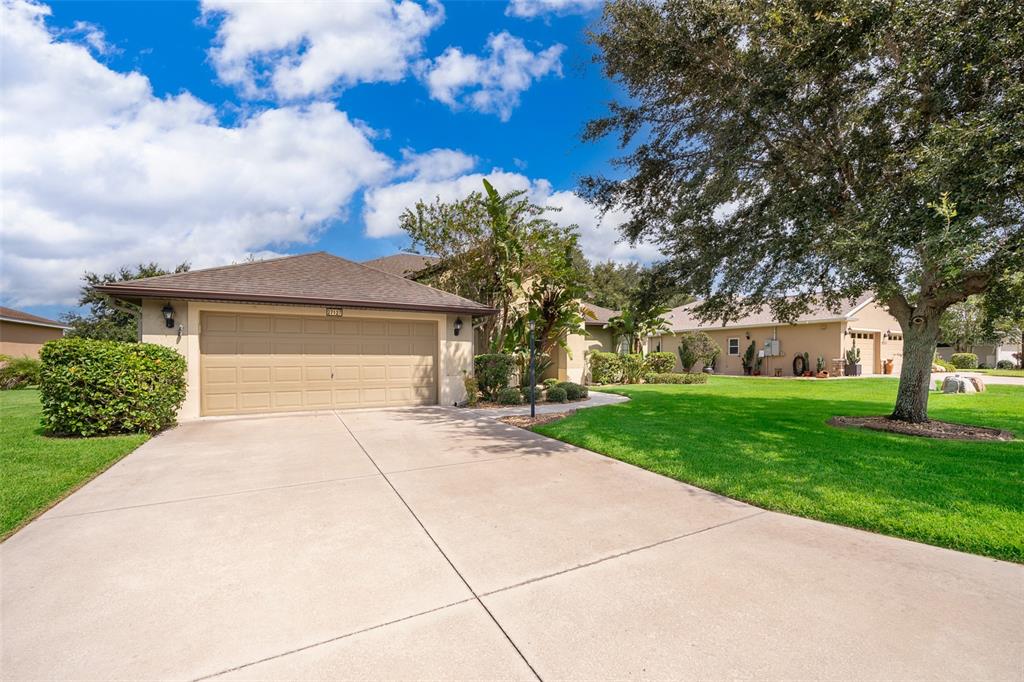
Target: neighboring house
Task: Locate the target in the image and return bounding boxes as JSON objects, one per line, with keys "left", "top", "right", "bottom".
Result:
{"left": 95, "top": 252, "right": 493, "bottom": 419}
{"left": 649, "top": 296, "right": 905, "bottom": 376}
{"left": 0, "top": 306, "right": 68, "bottom": 359}
{"left": 363, "top": 252, "right": 439, "bottom": 279}
{"left": 551, "top": 302, "right": 621, "bottom": 383}
{"left": 936, "top": 342, "right": 1019, "bottom": 367}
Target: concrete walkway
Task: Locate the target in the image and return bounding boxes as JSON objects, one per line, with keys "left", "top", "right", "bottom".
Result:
{"left": 2, "top": 407, "right": 1021, "bottom": 680}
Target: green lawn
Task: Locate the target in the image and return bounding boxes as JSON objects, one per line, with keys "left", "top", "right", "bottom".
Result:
{"left": 972, "top": 368, "right": 1024, "bottom": 378}
{"left": 0, "top": 389, "right": 148, "bottom": 540}
{"left": 535, "top": 377, "right": 1024, "bottom": 562}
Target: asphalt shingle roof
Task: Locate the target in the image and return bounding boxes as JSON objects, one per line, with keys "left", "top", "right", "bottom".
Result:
{"left": 362, "top": 253, "right": 439, "bottom": 278}
{"left": 0, "top": 306, "right": 68, "bottom": 329}
{"left": 94, "top": 252, "right": 494, "bottom": 315}
{"left": 664, "top": 294, "right": 873, "bottom": 331}
{"left": 581, "top": 302, "right": 619, "bottom": 325}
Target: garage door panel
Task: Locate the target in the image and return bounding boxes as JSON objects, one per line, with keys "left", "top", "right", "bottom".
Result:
{"left": 201, "top": 312, "right": 438, "bottom": 416}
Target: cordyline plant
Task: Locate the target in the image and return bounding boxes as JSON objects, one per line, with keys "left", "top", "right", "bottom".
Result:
{"left": 582, "top": 0, "right": 1023, "bottom": 422}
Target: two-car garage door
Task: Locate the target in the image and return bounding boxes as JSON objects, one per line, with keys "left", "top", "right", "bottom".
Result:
{"left": 200, "top": 312, "right": 437, "bottom": 416}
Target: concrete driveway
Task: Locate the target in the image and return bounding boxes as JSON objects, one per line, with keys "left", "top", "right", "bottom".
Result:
{"left": 2, "top": 408, "right": 1021, "bottom": 681}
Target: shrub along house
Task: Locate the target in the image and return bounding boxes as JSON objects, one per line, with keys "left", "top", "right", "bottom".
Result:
{"left": 650, "top": 296, "right": 906, "bottom": 377}
{"left": 95, "top": 252, "right": 494, "bottom": 418}
{"left": 553, "top": 302, "right": 622, "bottom": 383}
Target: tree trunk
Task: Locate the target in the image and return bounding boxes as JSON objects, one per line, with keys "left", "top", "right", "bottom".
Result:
{"left": 890, "top": 317, "right": 941, "bottom": 423}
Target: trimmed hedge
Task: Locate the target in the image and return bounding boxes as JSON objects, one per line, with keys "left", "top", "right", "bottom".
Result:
{"left": 39, "top": 338, "right": 186, "bottom": 436}
{"left": 996, "top": 360, "right": 1015, "bottom": 370}
{"left": 546, "top": 386, "right": 567, "bottom": 403}
{"left": 474, "top": 354, "right": 515, "bottom": 401}
{"left": 557, "top": 381, "right": 588, "bottom": 400}
{"left": 644, "top": 352, "right": 676, "bottom": 374}
{"left": 950, "top": 352, "right": 979, "bottom": 369}
{"left": 496, "top": 387, "right": 523, "bottom": 405}
{"left": 523, "top": 385, "right": 544, "bottom": 403}
{"left": 644, "top": 372, "right": 708, "bottom": 385}
{"left": 589, "top": 351, "right": 622, "bottom": 384}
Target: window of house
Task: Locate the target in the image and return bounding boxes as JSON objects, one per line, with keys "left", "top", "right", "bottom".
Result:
{"left": 728, "top": 337, "right": 740, "bottom": 356}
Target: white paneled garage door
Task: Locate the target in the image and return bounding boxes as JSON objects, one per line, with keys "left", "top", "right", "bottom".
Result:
{"left": 851, "top": 332, "right": 877, "bottom": 375}
{"left": 200, "top": 312, "right": 437, "bottom": 416}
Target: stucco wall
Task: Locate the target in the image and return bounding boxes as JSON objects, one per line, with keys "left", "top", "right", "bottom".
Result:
{"left": 0, "top": 321, "right": 65, "bottom": 359}
{"left": 140, "top": 299, "right": 473, "bottom": 419}
{"left": 656, "top": 322, "right": 846, "bottom": 376}
{"left": 553, "top": 325, "right": 616, "bottom": 383}
{"left": 843, "top": 301, "right": 904, "bottom": 374}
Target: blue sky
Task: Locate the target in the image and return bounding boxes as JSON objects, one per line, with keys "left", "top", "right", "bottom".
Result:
{"left": 2, "top": 0, "right": 654, "bottom": 320}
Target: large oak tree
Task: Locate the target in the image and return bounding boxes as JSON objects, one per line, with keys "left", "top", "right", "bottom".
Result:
{"left": 582, "top": 0, "right": 1023, "bottom": 421}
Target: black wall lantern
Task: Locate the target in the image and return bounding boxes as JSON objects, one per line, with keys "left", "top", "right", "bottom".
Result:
{"left": 453, "top": 317, "right": 463, "bottom": 336}
{"left": 161, "top": 303, "right": 175, "bottom": 329}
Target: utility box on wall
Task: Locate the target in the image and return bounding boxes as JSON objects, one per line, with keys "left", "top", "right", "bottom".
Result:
{"left": 763, "top": 339, "right": 781, "bottom": 356}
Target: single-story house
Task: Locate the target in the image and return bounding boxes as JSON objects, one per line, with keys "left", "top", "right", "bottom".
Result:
{"left": 649, "top": 296, "right": 905, "bottom": 376}
{"left": 936, "top": 342, "right": 1020, "bottom": 368}
{"left": 553, "top": 302, "right": 621, "bottom": 383}
{"left": 0, "top": 306, "right": 69, "bottom": 358}
{"left": 363, "top": 252, "right": 439, "bottom": 278}
{"left": 95, "top": 252, "right": 494, "bottom": 419}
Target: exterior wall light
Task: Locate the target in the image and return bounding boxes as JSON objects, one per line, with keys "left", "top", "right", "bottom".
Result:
{"left": 453, "top": 317, "right": 463, "bottom": 336}
{"left": 161, "top": 303, "right": 175, "bottom": 329}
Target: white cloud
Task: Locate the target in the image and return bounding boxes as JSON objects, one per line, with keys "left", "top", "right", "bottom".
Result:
{"left": 0, "top": 0, "right": 392, "bottom": 306}
{"left": 363, "top": 160, "right": 660, "bottom": 264}
{"left": 397, "top": 148, "right": 477, "bottom": 182}
{"left": 202, "top": 0, "right": 444, "bottom": 100}
{"left": 418, "top": 31, "right": 564, "bottom": 121}
{"left": 505, "top": 0, "right": 603, "bottom": 19}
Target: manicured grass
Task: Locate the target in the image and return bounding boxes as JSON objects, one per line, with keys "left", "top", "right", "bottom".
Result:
{"left": 0, "top": 389, "right": 148, "bottom": 540}
{"left": 971, "top": 368, "right": 1024, "bottom": 378}
{"left": 535, "top": 377, "right": 1024, "bottom": 562}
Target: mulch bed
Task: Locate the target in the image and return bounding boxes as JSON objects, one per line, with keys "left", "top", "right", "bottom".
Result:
{"left": 499, "top": 412, "right": 574, "bottom": 429}
{"left": 828, "top": 415, "right": 1015, "bottom": 442}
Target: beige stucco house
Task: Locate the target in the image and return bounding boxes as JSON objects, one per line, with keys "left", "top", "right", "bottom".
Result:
{"left": 96, "top": 252, "right": 493, "bottom": 419}
{"left": 0, "top": 307, "right": 68, "bottom": 358}
{"left": 650, "top": 296, "right": 905, "bottom": 376}
{"left": 548, "top": 302, "right": 620, "bottom": 383}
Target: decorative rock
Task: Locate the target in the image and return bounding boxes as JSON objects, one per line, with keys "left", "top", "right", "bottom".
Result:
{"left": 941, "top": 375, "right": 977, "bottom": 394}
{"left": 931, "top": 364, "right": 946, "bottom": 372}
{"left": 969, "top": 376, "right": 987, "bottom": 392}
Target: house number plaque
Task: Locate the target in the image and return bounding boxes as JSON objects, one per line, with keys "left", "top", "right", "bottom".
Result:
{"left": 325, "top": 307, "right": 344, "bottom": 318}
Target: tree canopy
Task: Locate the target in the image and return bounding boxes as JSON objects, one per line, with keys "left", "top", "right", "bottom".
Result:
{"left": 584, "top": 0, "right": 1024, "bottom": 421}
{"left": 62, "top": 262, "right": 190, "bottom": 342}
{"left": 400, "top": 179, "right": 586, "bottom": 355}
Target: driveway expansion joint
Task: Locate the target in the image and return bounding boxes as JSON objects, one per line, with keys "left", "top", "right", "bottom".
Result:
{"left": 42, "top": 472, "right": 384, "bottom": 520}
{"left": 333, "top": 411, "right": 544, "bottom": 682}
{"left": 191, "top": 597, "right": 478, "bottom": 681}
{"left": 481, "top": 510, "right": 768, "bottom": 598}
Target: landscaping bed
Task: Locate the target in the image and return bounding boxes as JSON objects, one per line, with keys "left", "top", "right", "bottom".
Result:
{"left": 534, "top": 377, "right": 1024, "bottom": 562}
{"left": 828, "top": 415, "right": 1014, "bottom": 441}
{"left": 500, "top": 412, "right": 573, "bottom": 428}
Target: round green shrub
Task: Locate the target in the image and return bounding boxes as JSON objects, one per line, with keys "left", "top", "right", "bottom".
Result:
{"left": 644, "top": 351, "right": 676, "bottom": 374}
{"left": 557, "top": 381, "right": 588, "bottom": 400}
{"left": 950, "top": 352, "right": 979, "bottom": 369}
{"left": 474, "top": 353, "right": 515, "bottom": 401}
{"left": 996, "top": 359, "right": 1015, "bottom": 370}
{"left": 620, "top": 353, "right": 646, "bottom": 383}
{"left": 589, "top": 351, "right": 622, "bottom": 384}
{"left": 546, "top": 386, "right": 567, "bottom": 403}
{"left": 542, "top": 377, "right": 560, "bottom": 389}
{"left": 523, "top": 385, "right": 544, "bottom": 403}
{"left": 39, "top": 337, "right": 186, "bottom": 436}
{"left": 496, "top": 387, "right": 524, "bottom": 405}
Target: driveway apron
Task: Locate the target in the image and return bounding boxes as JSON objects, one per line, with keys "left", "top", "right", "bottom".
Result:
{"left": 2, "top": 407, "right": 1021, "bottom": 681}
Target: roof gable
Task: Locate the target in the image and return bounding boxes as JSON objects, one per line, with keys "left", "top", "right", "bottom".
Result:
{"left": 0, "top": 306, "right": 69, "bottom": 329}
{"left": 94, "top": 252, "right": 493, "bottom": 315}
{"left": 362, "top": 253, "right": 439, "bottom": 278}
